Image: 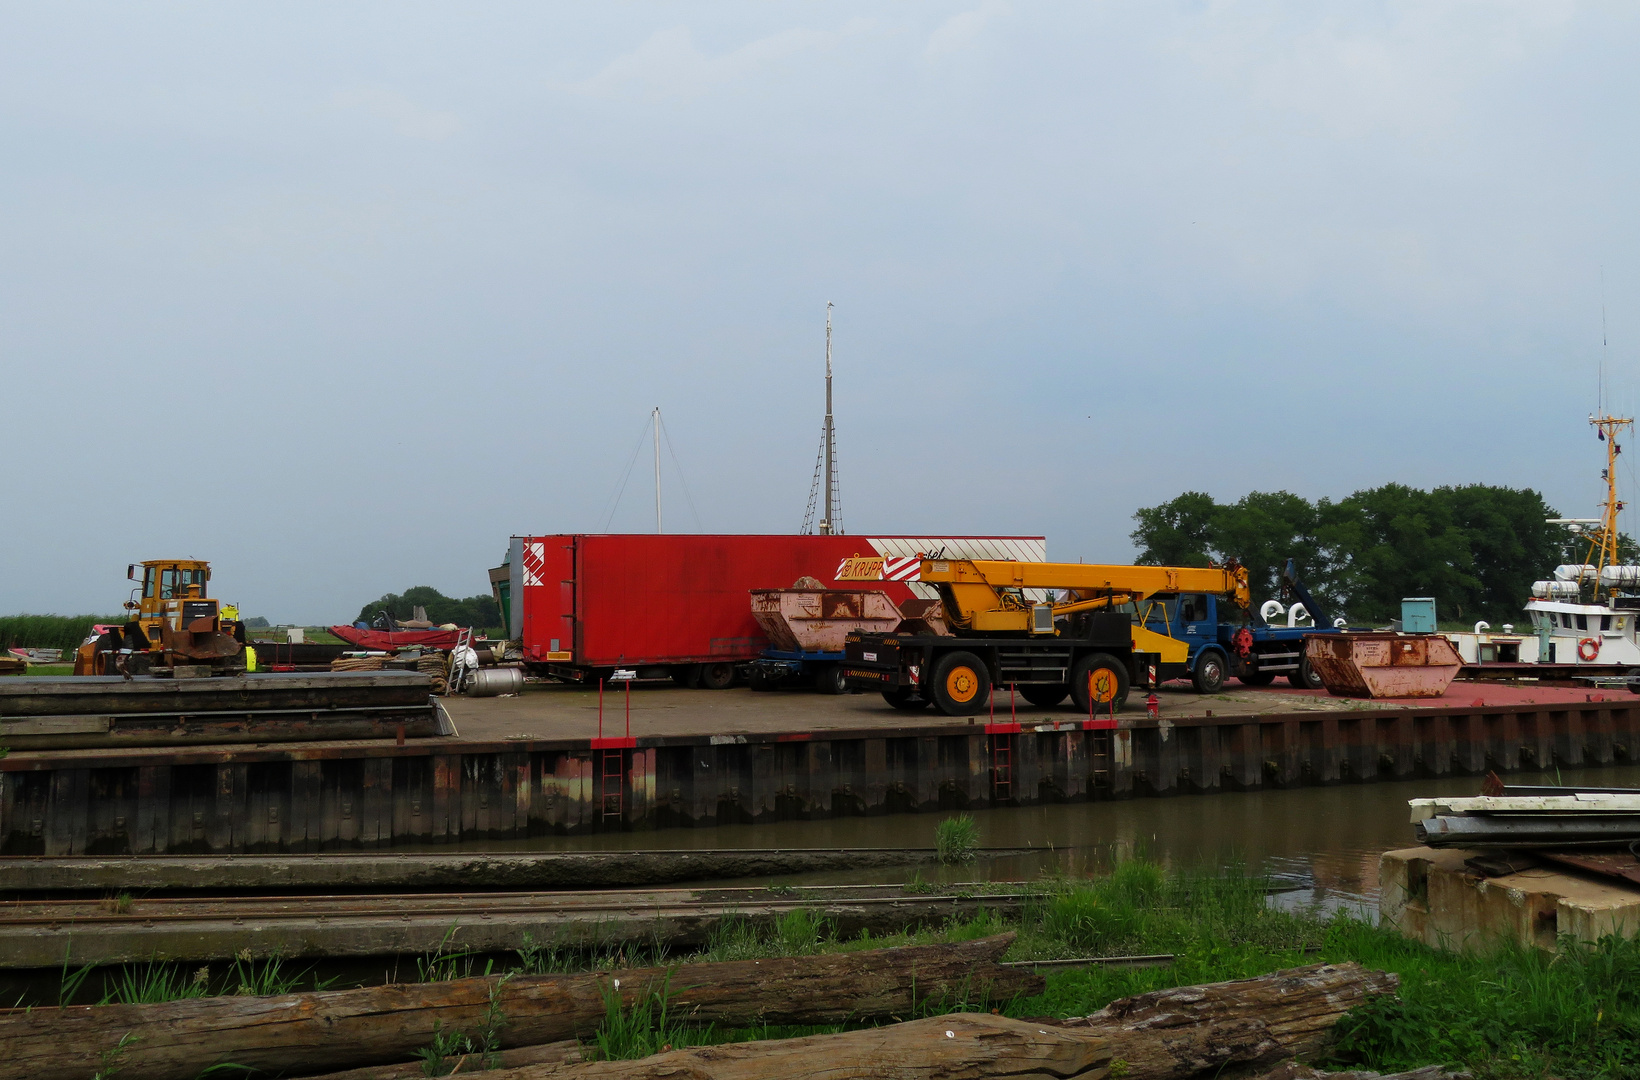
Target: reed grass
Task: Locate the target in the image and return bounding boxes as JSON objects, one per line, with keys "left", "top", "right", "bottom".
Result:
{"left": 935, "top": 814, "right": 980, "bottom": 864}
{"left": 0, "top": 614, "right": 121, "bottom": 653}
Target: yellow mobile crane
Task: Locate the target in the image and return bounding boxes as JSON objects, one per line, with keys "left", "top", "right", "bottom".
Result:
{"left": 842, "top": 557, "right": 1249, "bottom": 716}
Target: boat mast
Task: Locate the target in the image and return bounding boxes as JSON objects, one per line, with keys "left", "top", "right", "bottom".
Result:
{"left": 820, "top": 302, "right": 835, "bottom": 536}
{"left": 653, "top": 406, "right": 662, "bottom": 534}
{"left": 1589, "top": 412, "right": 1632, "bottom": 588}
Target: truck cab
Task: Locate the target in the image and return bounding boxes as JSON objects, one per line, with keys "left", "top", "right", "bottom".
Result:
{"left": 1139, "top": 591, "right": 1331, "bottom": 692}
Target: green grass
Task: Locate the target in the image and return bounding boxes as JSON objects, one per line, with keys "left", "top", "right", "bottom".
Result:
{"left": 935, "top": 814, "right": 980, "bottom": 865}
{"left": 0, "top": 614, "right": 121, "bottom": 653}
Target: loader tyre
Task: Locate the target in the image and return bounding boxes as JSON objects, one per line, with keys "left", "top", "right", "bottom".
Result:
{"left": 698, "top": 662, "right": 737, "bottom": 690}
{"left": 930, "top": 651, "right": 991, "bottom": 716}
{"left": 882, "top": 687, "right": 929, "bottom": 710}
{"left": 1070, "top": 653, "right": 1129, "bottom": 715}
{"left": 1289, "top": 654, "right": 1324, "bottom": 690}
{"left": 1191, "top": 651, "right": 1227, "bottom": 694}
{"left": 1019, "top": 684, "right": 1070, "bottom": 707}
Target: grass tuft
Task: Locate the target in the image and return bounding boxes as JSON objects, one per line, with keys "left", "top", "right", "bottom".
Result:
{"left": 935, "top": 814, "right": 979, "bottom": 865}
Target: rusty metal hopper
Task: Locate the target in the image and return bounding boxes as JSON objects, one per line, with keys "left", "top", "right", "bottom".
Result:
{"left": 751, "top": 587, "right": 903, "bottom": 653}
{"left": 1306, "top": 633, "right": 1461, "bottom": 699}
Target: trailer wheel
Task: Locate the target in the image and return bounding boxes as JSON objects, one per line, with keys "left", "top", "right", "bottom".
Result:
{"left": 698, "top": 662, "right": 737, "bottom": 690}
{"left": 929, "top": 651, "right": 991, "bottom": 716}
{"left": 1288, "top": 654, "right": 1324, "bottom": 690}
{"left": 1191, "top": 652, "right": 1227, "bottom": 694}
{"left": 747, "top": 668, "right": 780, "bottom": 692}
{"left": 1070, "top": 653, "right": 1129, "bottom": 714}
{"left": 1019, "top": 684, "right": 1069, "bottom": 707}
{"left": 882, "top": 687, "right": 928, "bottom": 710}
{"left": 814, "top": 664, "right": 848, "bottom": 695}
{"left": 672, "top": 666, "right": 701, "bottom": 689}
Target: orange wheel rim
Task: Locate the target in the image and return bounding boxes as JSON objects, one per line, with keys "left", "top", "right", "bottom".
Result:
{"left": 946, "top": 666, "right": 980, "bottom": 704}
{"left": 1087, "top": 668, "right": 1117, "bottom": 704}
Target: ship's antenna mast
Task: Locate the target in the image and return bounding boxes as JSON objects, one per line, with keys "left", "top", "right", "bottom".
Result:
{"left": 653, "top": 406, "right": 662, "bottom": 533}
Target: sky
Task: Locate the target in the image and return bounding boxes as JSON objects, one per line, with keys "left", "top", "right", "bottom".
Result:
{"left": 5, "top": 2, "right": 1640, "bottom": 623}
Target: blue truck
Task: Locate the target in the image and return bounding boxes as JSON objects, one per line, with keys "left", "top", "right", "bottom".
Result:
{"left": 1141, "top": 560, "right": 1342, "bottom": 693}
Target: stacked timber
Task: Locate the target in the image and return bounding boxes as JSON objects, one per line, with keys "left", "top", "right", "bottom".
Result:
{"left": 0, "top": 942, "right": 1407, "bottom": 1080}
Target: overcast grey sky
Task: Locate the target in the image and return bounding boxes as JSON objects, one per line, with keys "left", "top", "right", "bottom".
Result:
{"left": 4, "top": 2, "right": 1640, "bottom": 624}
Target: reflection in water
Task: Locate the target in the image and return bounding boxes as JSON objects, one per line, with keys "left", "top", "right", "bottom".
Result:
{"left": 462, "top": 765, "right": 1640, "bottom": 913}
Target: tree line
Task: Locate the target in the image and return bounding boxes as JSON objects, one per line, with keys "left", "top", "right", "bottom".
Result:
{"left": 1130, "top": 484, "right": 1628, "bottom": 625}
{"left": 354, "top": 586, "right": 501, "bottom": 632}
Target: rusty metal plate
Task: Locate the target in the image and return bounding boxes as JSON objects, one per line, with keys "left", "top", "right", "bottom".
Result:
{"left": 1532, "top": 848, "right": 1640, "bottom": 887}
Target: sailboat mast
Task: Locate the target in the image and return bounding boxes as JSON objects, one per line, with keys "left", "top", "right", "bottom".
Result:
{"left": 821, "top": 302, "right": 834, "bottom": 536}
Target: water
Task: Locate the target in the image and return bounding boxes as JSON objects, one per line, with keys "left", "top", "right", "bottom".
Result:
{"left": 470, "top": 763, "right": 1640, "bottom": 916}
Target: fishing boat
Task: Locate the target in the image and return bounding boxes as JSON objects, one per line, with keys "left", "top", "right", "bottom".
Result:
{"left": 1449, "top": 413, "right": 1640, "bottom": 671}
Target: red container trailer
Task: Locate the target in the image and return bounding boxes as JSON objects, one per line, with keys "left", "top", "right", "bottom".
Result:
{"left": 502, "top": 534, "right": 1046, "bottom": 686}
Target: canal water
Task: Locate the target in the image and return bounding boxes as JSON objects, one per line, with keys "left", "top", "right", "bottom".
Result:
{"left": 463, "top": 763, "right": 1640, "bottom": 918}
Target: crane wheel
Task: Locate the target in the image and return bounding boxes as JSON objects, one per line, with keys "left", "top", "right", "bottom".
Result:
{"left": 1070, "top": 653, "right": 1129, "bottom": 715}
{"left": 1019, "top": 684, "right": 1069, "bottom": 707}
{"left": 814, "top": 664, "right": 848, "bottom": 695}
{"left": 930, "top": 651, "right": 991, "bottom": 716}
{"left": 1191, "top": 652, "right": 1227, "bottom": 694}
{"left": 1288, "top": 655, "right": 1324, "bottom": 690}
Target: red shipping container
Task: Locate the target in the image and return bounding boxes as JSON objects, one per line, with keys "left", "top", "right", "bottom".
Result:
{"left": 505, "top": 534, "right": 1046, "bottom": 675}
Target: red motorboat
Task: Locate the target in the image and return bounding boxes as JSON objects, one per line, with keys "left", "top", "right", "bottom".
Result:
{"left": 329, "top": 625, "right": 465, "bottom": 651}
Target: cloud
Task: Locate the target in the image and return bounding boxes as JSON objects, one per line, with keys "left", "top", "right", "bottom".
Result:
{"left": 333, "top": 88, "right": 460, "bottom": 140}
{"left": 575, "top": 19, "right": 876, "bottom": 100}
{"left": 926, "top": 1, "right": 1009, "bottom": 59}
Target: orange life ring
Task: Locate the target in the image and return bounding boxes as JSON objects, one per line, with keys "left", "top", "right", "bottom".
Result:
{"left": 1578, "top": 637, "right": 1601, "bottom": 661}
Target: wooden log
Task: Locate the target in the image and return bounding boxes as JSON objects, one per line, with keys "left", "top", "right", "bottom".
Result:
{"left": 490, "top": 1013, "right": 1111, "bottom": 1079}
{"left": 1061, "top": 962, "right": 1400, "bottom": 1080}
{"left": 304, "top": 1039, "right": 581, "bottom": 1079}
{"left": 0, "top": 934, "right": 1038, "bottom": 1080}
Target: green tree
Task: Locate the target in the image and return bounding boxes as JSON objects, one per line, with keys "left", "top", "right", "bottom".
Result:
{"left": 1130, "top": 492, "right": 1216, "bottom": 567}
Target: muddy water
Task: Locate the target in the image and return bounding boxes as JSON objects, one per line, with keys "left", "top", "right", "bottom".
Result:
{"left": 462, "top": 764, "right": 1640, "bottom": 916}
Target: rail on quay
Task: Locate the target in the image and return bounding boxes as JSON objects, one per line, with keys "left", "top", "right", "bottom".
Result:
{"left": 1, "top": 696, "right": 1636, "bottom": 854}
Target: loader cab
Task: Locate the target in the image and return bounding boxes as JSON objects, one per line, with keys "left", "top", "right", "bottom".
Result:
{"left": 127, "top": 559, "right": 217, "bottom": 643}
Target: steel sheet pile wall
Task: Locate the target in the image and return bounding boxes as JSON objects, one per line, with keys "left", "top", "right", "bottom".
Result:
{"left": 2, "top": 703, "right": 1637, "bottom": 854}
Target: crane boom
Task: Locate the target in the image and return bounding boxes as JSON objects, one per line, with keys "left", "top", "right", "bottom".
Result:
{"left": 920, "top": 558, "right": 1249, "bottom": 635}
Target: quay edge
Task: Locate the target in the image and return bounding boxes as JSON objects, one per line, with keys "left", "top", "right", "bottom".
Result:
{"left": 1, "top": 700, "right": 1636, "bottom": 855}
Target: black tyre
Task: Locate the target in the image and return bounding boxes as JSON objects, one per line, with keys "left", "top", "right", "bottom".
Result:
{"left": 882, "top": 687, "right": 929, "bottom": 710}
{"left": 1019, "top": 684, "right": 1069, "bottom": 707}
{"left": 1288, "top": 654, "right": 1324, "bottom": 690}
{"left": 698, "top": 662, "right": 737, "bottom": 690}
{"left": 747, "top": 668, "right": 780, "bottom": 692}
{"left": 1238, "top": 668, "right": 1276, "bottom": 687}
{"left": 672, "top": 666, "right": 701, "bottom": 688}
{"left": 929, "top": 651, "right": 991, "bottom": 716}
{"left": 1191, "top": 651, "right": 1227, "bottom": 694}
{"left": 814, "top": 664, "right": 848, "bottom": 695}
{"left": 1070, "top": 652, "right": 1130, "bottom": 714}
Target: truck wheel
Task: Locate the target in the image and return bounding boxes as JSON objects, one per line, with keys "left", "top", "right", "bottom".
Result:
{"left": 1191, "top": 652, "right": 1227, "bottom": 694}
{"left": 1070, "top": 653, "right": 1129, "bottom": 714}
{"left": 930, "top": 651, "right": 991, "bottom": 716}
{"left": 1238, "top": 666, "right": 1276, "bottom": 687}
{"left": 1288, "top": 654, "right": 1324, "bottom": 690}
{"left": 1019, "top": 684, "right": 1069, "bottom": 707}
{"left": 882, "top": 687, "right": 928, "bottom": 710}
{"left": 698, "top": 662, "right": 737, "bottom": 690}
{"left": 814, "top": 664, "right": 848, "bottom": 695}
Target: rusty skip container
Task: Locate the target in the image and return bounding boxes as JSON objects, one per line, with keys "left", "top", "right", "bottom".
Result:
{"left": 750, "top": 587, "right": 903, "bottom": 653}
{"left": 1305, "top": 632, "right": 1462, "bottom": 699}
